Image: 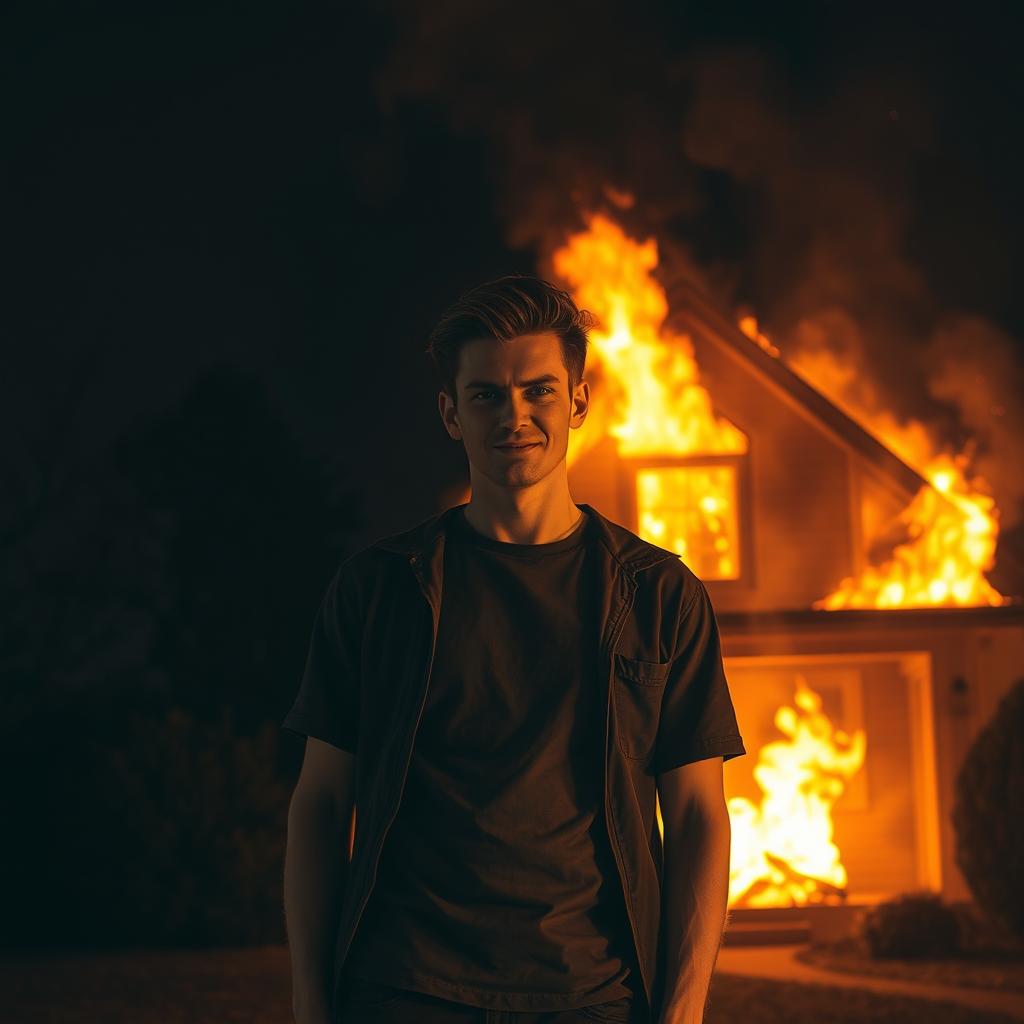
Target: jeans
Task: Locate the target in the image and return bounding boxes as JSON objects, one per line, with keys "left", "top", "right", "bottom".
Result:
{"left": 335, "top": 976, "right": 645, "bottom": 1023}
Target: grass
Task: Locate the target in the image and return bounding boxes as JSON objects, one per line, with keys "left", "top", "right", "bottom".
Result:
{"left": 0, "top": 946, "right": 1020, "bottom": 1023}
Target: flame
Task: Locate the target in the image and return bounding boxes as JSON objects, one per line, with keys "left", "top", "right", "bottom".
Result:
{"left": 817, "top": 452, "right": 1004, "bottom": 609}
{"left": 740, "top": 316, "right": 1006, "bottom": 608}
{"left": 552, "top": 211, "right": 746, "bottom": 578}
{"left": 738, "top": 314, "right": 780, "bottom": 358}
{"left": 547, "top": 209, "right": 1005, "bottom": 605}
{"left": 553, "top": 211, "right": 746, "bottom": 459}
{"left": 726, "top": 677, "right": 866, "bottom": 907}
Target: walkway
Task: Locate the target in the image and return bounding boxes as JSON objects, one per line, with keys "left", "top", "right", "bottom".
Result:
{"left": 715, "top": 943, "right": 1024, "bottom": 1020}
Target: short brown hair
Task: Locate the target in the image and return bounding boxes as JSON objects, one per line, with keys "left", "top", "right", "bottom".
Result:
{"left": 425, "top": 274, "right": 597, "bottom": 407}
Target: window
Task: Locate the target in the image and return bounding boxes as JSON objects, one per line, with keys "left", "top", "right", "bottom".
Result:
{"left": 621, "top": 454, "right": 749, "bottom": 581}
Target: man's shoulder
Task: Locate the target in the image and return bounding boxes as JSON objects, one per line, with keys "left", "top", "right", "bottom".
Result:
{"left": 332, "top": 506, "right": 450, "bottom": 582}
{"left": 586, "top": 506, "right": 695, "bottom": 579}
{"left": 637, "top": 547, "right": 704, "bottom": 612}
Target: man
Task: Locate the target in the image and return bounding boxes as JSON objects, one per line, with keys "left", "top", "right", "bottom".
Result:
{"left": 282, "top": 274, "right": 745, "bottom": 1024}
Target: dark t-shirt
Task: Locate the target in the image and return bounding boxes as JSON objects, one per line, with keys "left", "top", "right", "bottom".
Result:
{"left": 342, "top": 507, "right": 640, "bottom": 1011}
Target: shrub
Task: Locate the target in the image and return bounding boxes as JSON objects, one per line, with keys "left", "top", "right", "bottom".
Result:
{"left": 952, "top": 677, "right": 1024, "bottom": 941}
{"left": 2, "top": 701, "right": 291, "bottom": 949}
{"left": 77, "top": 704, "right": 292, "bottom": 946}
{"left": 862, "top": 893, "right": 961, "bottom": 959}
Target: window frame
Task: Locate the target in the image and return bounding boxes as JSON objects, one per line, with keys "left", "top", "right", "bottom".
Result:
{"left": 618, "top": 451, "right": 756, "bottom": 590}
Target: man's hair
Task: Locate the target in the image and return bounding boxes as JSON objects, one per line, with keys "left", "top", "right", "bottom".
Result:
{"left": 425, "top": 274, "right": 597, "bottom": 407}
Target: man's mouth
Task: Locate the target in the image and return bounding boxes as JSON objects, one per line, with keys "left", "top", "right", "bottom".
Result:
{"left": 495, "top": 442, "right": 541, "bottom": 452}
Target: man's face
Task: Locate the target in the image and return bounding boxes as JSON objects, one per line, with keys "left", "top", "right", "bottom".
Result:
{"left": 440, "top": 332, "right": 589, "bottom": 490}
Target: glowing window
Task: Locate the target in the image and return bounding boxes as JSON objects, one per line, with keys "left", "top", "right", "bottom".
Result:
{"left": 635, "top": 463, "right": 741, "bottom": 580}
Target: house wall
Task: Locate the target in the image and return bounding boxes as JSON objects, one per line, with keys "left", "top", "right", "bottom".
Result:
{"left": 570, "top": 423, "right": 855, "bottom": 613}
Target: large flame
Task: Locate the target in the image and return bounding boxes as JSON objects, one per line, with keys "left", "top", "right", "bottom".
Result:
{"left": 726, "top": 677, "right": 866, "bottom": 907}
{"left": 738, "top": 317, "right": 1006, "bottom": 608}
{"left": 552, "top": 212, "right": 746, "bottom": 578}
{"left": 553, "top": 212, "right": 746, "bottom": 459}
{"left": 551, "top": 210, "right": 1005, "bottom": 606}
{"left": 817, "top": 452, "right": 1004, "bottom": 609}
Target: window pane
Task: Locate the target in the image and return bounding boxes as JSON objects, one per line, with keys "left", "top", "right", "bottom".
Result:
{"left": 636, "top": 464, "right": 740, "bottom": 579}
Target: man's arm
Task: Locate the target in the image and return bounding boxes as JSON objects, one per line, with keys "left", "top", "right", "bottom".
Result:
{"left": 655, "top": 755, "right": 732, "bottom": 1024}
{"left": 283, "top": 738, "right": 357, "bottom": 1024}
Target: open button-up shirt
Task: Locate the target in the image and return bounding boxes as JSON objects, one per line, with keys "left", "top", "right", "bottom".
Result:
{"left": 282, "top": 501, "right": 746, "bottom": 1019}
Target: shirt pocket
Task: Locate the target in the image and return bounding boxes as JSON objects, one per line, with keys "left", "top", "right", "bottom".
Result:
{"left": 612, "top": 652, "right": 670, "bottom": 762}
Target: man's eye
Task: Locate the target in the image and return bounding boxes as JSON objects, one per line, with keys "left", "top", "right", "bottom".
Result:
{"left": 472, "top": 386, "right": 553, "bottom": 401}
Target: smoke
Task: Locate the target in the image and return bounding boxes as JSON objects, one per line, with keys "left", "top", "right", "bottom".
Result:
{"left": 926, "top": 315, "right": 1024, "bottom": 526}
{"left": 367, "top": 1, "right": 1024, "bottom": 532}
{"left": 679, "top": 47, "right": 1024, "bottom": 529}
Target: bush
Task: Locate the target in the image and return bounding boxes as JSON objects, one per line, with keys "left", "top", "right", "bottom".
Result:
{"left": 953, "top": 677, "right": 1024, "bottom": 941}
{"left": 76, "top": 704, "right": 292, "bottom": 946}
{"left": 862, "top": 893, "right": 961, "bottom": 959}
{"left": 1, "top": 700, "right": 292, "bottom": 949}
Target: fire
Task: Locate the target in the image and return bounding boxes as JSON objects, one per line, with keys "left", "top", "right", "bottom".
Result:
{"left": 552, "top": 211, "right": 746, "bottom": 578}
{"left": 739, "top": 316, "right": 1006, "bottom": 608}
{"left": 737, "top": 314, "right": 780, "bottom": 358}
{"left": 547, "top": 206, "right": 1005, "bottom": 604}
{"left": 552, "top": 211, "right": 746, "bottom": 459}
{"left": 636, "top": 465, "right": 740, "bottom": 579}
{"left": 817, "top": 452, "right": 1004, "bottom": 609}
{"left": 726, "top": 677, "right": 866, "bottom": 908}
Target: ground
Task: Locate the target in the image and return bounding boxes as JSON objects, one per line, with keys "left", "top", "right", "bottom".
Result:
{"left": 0, "top": 946, "right": 1021, "bottom": 1022}
{"left": 797, "top": 937, "right": 1024, "bottom": 993}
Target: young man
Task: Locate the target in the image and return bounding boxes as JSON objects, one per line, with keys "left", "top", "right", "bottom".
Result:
{"left": 282, "top": 274, "right": 745, "bottom": 1024}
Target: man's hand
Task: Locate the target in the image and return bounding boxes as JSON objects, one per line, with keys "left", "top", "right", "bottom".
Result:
{"left": 284, "top": 740, "right": 356, "bottom": 1024}
{"left": 655, "top": 756, "right": 731, "bottom": 1024}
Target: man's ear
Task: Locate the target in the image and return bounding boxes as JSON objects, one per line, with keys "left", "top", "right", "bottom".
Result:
{"left": 570, "top": 379, "right": 590, "bottom": 427}
{"left": 439, "top": 389, "right": 462, "bottom": 440}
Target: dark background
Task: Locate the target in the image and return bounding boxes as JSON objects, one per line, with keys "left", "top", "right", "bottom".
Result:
{"left": 3, "top": 0, "right": 1022, "bottom": 948}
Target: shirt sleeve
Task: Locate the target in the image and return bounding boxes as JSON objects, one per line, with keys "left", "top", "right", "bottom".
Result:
{"left": 281, "top": 558, "right": 362, "bottom": 753}
{"left": 650, "top": 575, "right": 745, "bottom": 774}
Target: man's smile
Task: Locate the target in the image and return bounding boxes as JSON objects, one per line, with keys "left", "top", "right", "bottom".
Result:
{"left": 495, "top": 442, "right": 541, "bottom": 455}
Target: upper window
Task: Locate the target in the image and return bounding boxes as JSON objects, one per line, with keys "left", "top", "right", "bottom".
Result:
{"left": 625, "top": 454, "right": 748, "bottom": 581}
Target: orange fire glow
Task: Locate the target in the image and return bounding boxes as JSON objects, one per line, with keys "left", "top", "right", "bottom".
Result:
{"left": 725, "top": 677, "right": 866, "bottom": 907}
{"left": 553, "top": 211, "right": 746, "bottom": 460}
{"left": 552, "top": 209, "right": 1006, "bottom": 607}
{"left": 739, "top": 316, "right": 1006, "bottom": 609}
{"left": 552, "top": 211, "right": 746, "bottom": 579}
{"left": 817, "top": 452, "right": 1004, "bottom": 609}
{"left": 552, "top": 210, "right": 885, "bottom": 905}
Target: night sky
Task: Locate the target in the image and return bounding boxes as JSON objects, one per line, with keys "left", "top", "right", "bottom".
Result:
{"left": 7, "top": 1, "right": 1024, "bottom": 551}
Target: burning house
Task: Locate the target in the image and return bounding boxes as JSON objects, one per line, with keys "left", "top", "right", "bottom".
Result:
{"left": 538, "top": 211, "right": 1024, "bottom": 927}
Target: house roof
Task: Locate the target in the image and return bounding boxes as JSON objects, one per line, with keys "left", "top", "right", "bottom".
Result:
{"left": 666, "top": 277, "right": 930, "bottom": 501}
{"left": 665, "top": 276, "right": 1024, "bottom": 594}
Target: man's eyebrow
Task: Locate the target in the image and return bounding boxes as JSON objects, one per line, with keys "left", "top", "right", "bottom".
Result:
{"left": 462, "top": 374, "right": 562, "bottom": 390}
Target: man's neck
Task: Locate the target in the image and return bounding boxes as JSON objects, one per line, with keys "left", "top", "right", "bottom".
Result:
{"left": 461, "top": 500, "right": 584, "bottom": 545}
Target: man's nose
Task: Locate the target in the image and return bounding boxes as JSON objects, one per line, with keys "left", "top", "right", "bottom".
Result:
{"left": 497, "top": 393, "right": 533, "bottom": 430}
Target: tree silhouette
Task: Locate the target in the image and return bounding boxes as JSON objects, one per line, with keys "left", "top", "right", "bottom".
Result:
{"left": 1, "top": 360, "right": 365, "bottom": 948}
